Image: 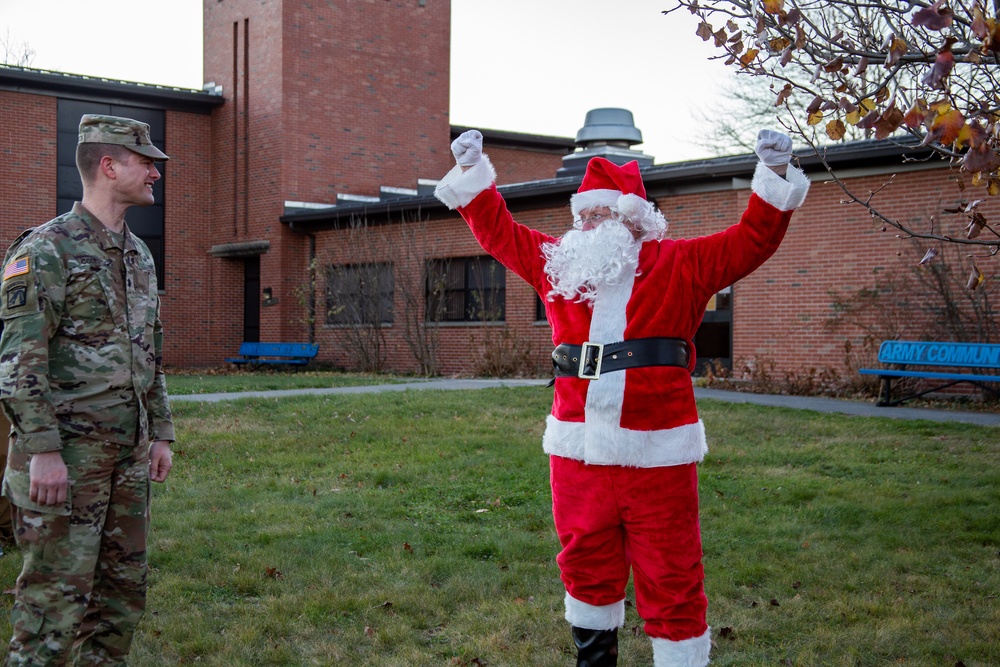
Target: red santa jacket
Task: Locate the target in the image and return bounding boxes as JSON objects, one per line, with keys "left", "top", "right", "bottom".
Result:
{"left": 436, "top": 157, "right": 809, "bottom": 468}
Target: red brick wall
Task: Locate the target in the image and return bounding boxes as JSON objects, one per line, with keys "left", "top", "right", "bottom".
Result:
{"left": 485, "top": 145, "right": 567, "bottom": 185}
{"left": 199, "top": 0, "right": 455, "bottom": 351}
{"left": 160, "top": 110, "right": 236, "bottom": 366}
{"left": 280, "top": 0, "right": 453, "bottom": 200}
{"left": 0, "top": 91, "right": 57, "bottom": 238}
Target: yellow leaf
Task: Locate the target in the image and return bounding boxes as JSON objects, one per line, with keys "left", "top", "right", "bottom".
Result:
{"left": 826, "top": 119, "right": 846, "bottom": 140}
{"left": 955, "top": 124, "right": 975, "bottom": 149}
{"left": 739, "top": 48, "right": 760, "bottom": 68}
{"left": 762, "top": 0, "right": 784, "bottom": 14}
{"left": 808, "top": 110, "right": 824, "bottom": 125}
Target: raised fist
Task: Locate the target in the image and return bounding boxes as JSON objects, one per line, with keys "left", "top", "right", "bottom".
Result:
{"left": 451, "top": 129, "right": 483, "bottom": 167}
{"left": 755, "top": 129, "right": 793, "bottom": 167}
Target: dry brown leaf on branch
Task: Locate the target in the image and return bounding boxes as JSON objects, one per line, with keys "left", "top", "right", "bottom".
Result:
{"left": 965, "top": 212, "right": 987, "bottom": 239}
{"left": 921, "top": 48, "right": 955, "bottom": 89}
{"left": 883, "top": 36, "right": 908, "bottom": 67}
{"left": 775, "top": 83, "right": 793, "bottom": 106}
{"left": 904, "top": 100, "right": 928, "bottom": 129}
{"left": 911, "top": 0, "right": 954, "bottom": 31}
{"left": 967, "top": 263, "right": 986, "bottom": 290}
{"left": 874, "top": 107, "right": 905, "bottom": 140}
{"left": 961, "top": 144, "right": 1000, "bottom": 174}
{"left": 826, "top": 119, "right": 847, "bottom": 140}
{"left": 696, "top": 21, "right": 715, "bottom": 41}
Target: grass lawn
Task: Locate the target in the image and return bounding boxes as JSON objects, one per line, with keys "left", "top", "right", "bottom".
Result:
{"left": 0, "top": 386, "right": 997, "bottom": 665}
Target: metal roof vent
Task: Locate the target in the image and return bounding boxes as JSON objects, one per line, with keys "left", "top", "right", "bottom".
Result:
{"left": 557, "top": 107, "right": 654, "bottom": 177}
{"left": 575, "top": 108, "right": 643, "bottom": 147}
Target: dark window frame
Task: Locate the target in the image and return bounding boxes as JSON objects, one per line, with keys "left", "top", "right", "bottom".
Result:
{"left": 325, "top": 261, "right": 395, "bottom": 326}
{"left": 426, "top": 256, "right": 506, "bottom": 323}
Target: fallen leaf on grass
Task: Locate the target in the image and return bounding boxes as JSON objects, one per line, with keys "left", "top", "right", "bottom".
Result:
{"left": 265, "top": 567, "right": 283, "bottom": 580}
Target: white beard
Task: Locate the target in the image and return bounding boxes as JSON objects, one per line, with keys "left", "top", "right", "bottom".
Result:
{"left": 542, "top": 220, "right": 640, "bottom": 305}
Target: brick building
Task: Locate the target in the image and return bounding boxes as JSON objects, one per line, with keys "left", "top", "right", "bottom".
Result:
{"left": 1, "top": 0, "right": 992, "bottom": 379}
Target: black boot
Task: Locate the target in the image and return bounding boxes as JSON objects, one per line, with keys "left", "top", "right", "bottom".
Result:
{"left": 572, "top": 626, "right": 618, "bottom": 667}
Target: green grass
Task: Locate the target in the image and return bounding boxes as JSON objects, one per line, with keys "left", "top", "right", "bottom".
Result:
{"left": 0, "top": 388, "right": 997, "bottom": 666}
{"left": 164, "top": 371, "right": 407, "bottom": 395}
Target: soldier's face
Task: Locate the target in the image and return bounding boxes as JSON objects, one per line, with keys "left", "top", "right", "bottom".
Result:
{"left": 113, "top": 152, "right": 161, "bottom": 207}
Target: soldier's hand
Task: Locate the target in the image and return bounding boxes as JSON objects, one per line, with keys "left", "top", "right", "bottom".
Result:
{"left": 29, "top": 451, "right": 69, "bottom": 506}
{"left": 149, "top": 440, "right": 173, "bottom": 483}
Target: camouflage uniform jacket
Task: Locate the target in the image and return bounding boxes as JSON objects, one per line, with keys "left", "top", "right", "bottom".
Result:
{"left": 0, "top": 203, "right": 174, "bottom": 455}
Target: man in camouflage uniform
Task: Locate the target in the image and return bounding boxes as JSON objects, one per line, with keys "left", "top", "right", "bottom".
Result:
{"left": 0, "top": 115, "right": 175, "bottom": 666}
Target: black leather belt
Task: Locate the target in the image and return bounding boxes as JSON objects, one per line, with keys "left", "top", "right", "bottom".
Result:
{"left": 552, "top": 338, "right": 689, "bottom": 380}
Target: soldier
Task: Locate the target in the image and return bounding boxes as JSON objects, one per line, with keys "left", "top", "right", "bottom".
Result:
{"left": 0, "top": 115, "right": 175, "bottom": 665}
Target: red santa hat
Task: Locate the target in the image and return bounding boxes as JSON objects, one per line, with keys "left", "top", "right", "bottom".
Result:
{"left": 570, "top": 157, "right": 667, "bottom": 240}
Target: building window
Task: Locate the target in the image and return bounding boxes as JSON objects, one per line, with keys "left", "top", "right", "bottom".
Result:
{"left": 57, "top": 99, "right": 166, "bottom": 285}
{"left": 326, "top": 262, "right": 394, "bottom": 325}
{"left": 694, "top": 285, "right": 733, "bottom": 373}
{"left": 426, "top": 256, "right": 506, "bottom": 322}
{"left": 536, "top": 294, "right": 548, "bottom": 322}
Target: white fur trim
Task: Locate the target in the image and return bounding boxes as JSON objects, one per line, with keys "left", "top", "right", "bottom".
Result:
{"left": 564, "top": 592, "right": 626, "bottom": 630}
{"left": 571, "top": 189, "right": 621, "bottom": 217}
{"left": 543, "top": 416, "right": 707, "bottom": 468}
{"left": 434, "top": 155, "right": 498, "bottom": 210}
{"left": 750, "top": 162, "right": 810, "bottom": 211}
{"left": 615, "top": 193, "right": 648, "bottom": 221}
{"left": 651, "top": 629, "right": 711, "bottom": 667}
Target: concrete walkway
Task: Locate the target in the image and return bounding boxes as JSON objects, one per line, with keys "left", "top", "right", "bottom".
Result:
{"left": 170, "top": 378, "right": 1000, "bottom": 426}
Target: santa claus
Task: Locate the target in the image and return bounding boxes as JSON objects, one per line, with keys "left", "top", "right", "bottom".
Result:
{"left": 435, "top": 129, "right": 809, "bottom": 666}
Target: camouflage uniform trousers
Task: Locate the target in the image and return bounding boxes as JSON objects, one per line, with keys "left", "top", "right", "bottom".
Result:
{"left": 5, "top": 434, "right": 151, "bottom": 666}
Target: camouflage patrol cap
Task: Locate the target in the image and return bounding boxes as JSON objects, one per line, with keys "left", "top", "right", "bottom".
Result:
{"left": 78, "top": 114, "right": 169, "bottom": 161}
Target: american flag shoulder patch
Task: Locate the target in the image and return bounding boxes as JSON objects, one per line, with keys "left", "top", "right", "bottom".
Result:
{"left": 3, "top": 257, "right": 29, "bottom": 281}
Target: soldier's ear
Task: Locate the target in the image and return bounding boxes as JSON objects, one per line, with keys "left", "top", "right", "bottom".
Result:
{"left": 99, "top": 156, "right": 117, "bottom": 179}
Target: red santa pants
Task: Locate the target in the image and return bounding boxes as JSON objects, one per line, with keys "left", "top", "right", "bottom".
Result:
{"left": 550, "top": 455, "right": 708, "bottom": 641}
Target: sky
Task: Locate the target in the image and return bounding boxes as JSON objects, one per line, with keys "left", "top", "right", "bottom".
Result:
{"left": 0, "top": 0, "right": 739, "bottom": 162}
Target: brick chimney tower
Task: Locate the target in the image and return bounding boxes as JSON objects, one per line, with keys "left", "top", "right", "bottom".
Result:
{"left": 201, "top": 0, "right": 453, "bottom": 343}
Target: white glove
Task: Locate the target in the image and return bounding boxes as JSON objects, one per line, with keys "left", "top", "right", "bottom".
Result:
{"left": 451, "top": 130, "right": 483, "bottom": 167}
{"left": 755, "top": 129, "right": 793, "bottom": 167}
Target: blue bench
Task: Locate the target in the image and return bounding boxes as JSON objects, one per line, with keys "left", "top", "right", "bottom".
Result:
{"left": 225, "top": 342, "right": 320, "bottom": 367}
{"left": 859, "top": 340, "right": 1000, "bottom": 406}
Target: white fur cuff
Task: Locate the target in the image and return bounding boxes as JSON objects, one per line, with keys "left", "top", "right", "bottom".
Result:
{"left": 564, "top": 592, "right": 626, "bottom": 630}
{"left": 750, "top": 162, "right": 810, "bottom": 211}
{"left": 434, "top": 155, "right": 498, "bottom": 210}
{"left": 651, "top": 628, "right": 711, "bottom": 667}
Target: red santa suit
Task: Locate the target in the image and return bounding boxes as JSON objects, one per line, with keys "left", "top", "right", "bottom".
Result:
{"left": 436, "top": 152, "right": 809, "bottom": 666}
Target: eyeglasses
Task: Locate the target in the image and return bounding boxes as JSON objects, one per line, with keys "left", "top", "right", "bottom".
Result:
{"left": 575, "top": 212, "right": 612, "bottom": 227}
